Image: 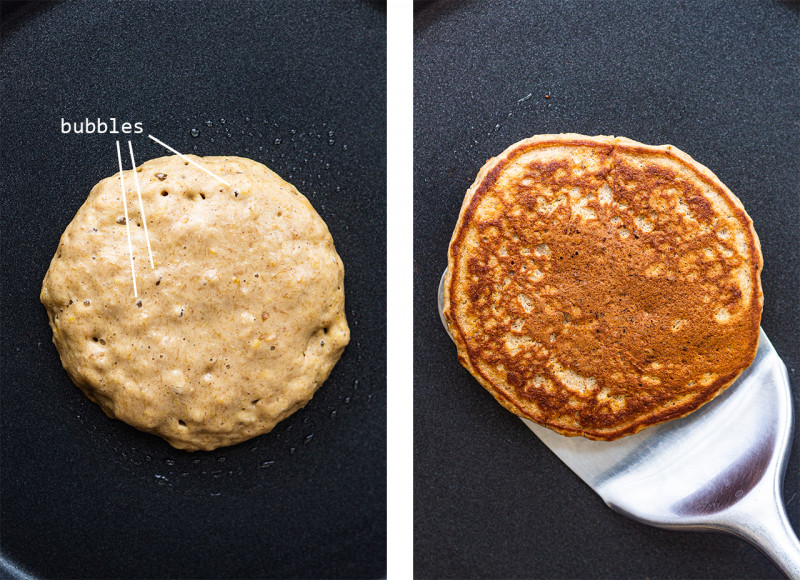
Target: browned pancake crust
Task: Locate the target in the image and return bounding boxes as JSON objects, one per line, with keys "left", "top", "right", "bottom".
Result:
{"left": 444, "top": 134, "right": 763, "bottom": 440}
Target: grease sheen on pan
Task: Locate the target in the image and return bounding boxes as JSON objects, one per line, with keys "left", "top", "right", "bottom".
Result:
{"left": 443, "top": 134, "right": 763, "bottom": 440}
{"left": 41, "top": 155, "right": 349, "bottom": 451}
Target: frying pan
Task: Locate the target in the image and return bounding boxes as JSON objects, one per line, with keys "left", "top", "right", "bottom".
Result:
{"left": 0, "top": 1, "right": 386, "bottom": 578}
{"left": 414, "top": 0, "right": 799, "bottom": 578}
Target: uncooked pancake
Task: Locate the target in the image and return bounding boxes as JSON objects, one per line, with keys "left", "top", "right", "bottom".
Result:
{"left": 41, "top": 155, "right": 349, "bottom": 451}
{"left": 443, "top": 134, "right": 763, "bottom": 440}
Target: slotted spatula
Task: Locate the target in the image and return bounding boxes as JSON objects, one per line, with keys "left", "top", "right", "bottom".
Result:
{"left": 438, "top": 270, "right": 800, "bottom": 578}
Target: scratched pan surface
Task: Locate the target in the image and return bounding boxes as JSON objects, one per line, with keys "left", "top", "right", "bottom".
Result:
{"left": 0, "top": 1, "right": 385, "bottom": 578}
{"left": 414, "top": 0, "right": 799, "bottom": 578}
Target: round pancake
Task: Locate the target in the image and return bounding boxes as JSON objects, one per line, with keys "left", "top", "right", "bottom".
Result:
{"left": 443, "top": 134, "right": 763, "bottom": 440}
{"left": 41, "top": 155, "right": 349, "bottom": 451}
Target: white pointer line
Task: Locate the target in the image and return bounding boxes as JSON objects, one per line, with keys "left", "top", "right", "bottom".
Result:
{"left": 147, "top": 134, "right": 231, "bottom": 186}
{"left": 127, "top": 141, "right": 155, "bottom": 269}
{"left": 115, "top": 141, "right": 138, "bottom": 298}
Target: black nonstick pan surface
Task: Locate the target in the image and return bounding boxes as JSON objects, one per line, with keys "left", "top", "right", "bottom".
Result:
{"left": 1, "top": 2, "right": 386, "bottom": 578}
{"left": 414, "top": 1, "right": 799, "bottom": 578}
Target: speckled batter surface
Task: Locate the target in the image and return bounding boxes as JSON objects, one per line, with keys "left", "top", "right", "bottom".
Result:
{"left": 41, "top": 155, "right": 349, "bottom": 451}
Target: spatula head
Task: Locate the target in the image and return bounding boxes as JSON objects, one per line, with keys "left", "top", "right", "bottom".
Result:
{"left": 438, "top": 269, "right": 793, "bottom": 530}
{"left": 524, "top": 328, "right": 793, "bottom": 529}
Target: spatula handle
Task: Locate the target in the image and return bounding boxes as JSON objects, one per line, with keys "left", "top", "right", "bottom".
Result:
{"left": 726, "top": 493, "right": 800, "bottom": 579}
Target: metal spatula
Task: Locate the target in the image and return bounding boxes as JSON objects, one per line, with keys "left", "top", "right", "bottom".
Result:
{"left": 438, "top": 270, "right": 800, "bottom": 578}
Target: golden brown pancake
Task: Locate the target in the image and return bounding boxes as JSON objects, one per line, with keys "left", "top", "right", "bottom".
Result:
{"left": 443, "top": 134, "right": 763, "bottom": 440}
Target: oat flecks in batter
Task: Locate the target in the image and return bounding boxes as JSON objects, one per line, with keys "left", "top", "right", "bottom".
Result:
{"left": 41, "top": 155, "right": 349, "bottom": 451}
